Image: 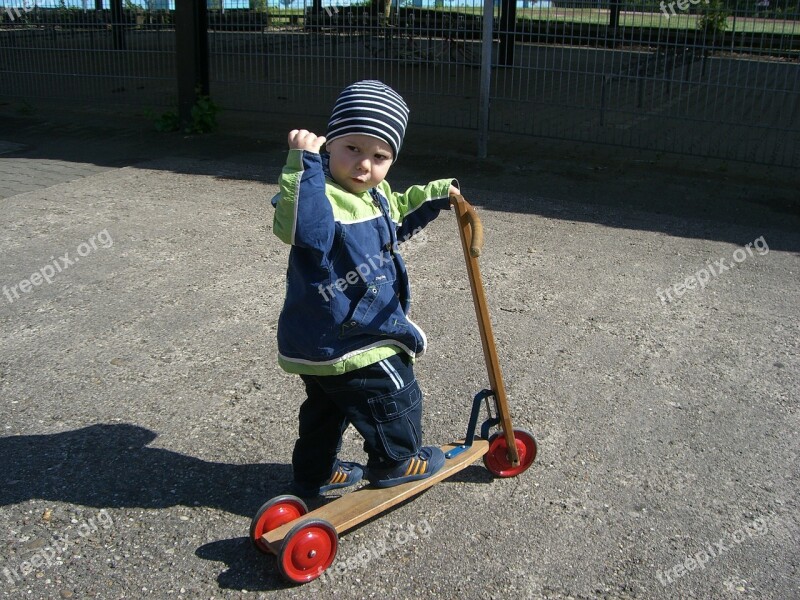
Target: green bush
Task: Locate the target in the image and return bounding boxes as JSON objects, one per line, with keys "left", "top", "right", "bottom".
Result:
{"left": 698, "top": 0, "right": 730, "bottom": 32}
{"left": 146, "top": 88, "right": 220, "bottom": 135}
{"left": 187, "top": 91, "right": 220, "bottom": 134}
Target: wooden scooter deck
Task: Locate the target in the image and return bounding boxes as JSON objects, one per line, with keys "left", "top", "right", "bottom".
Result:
{"left": 262, "top": 439, "right": 489, "bottom": 554}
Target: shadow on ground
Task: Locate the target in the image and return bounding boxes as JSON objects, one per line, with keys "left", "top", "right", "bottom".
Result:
{"left": 0, "top": 423, "right": 291, "bottom": 518}
{"left": 1, "top": 107, "right": 798, "bottom": 253}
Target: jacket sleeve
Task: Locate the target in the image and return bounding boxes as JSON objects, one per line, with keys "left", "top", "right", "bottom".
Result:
{"left": 382, "top": 178, "right": 456, "bottom": 242}
{"left": 272, "top": 149, "right": 335, "bottom": 252}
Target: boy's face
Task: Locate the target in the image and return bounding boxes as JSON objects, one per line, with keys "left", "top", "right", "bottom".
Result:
{"left": 326, "top": 134, "right": 394, "bottom": 194}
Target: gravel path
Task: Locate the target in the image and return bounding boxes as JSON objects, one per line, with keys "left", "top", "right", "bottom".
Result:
{"left": 0, "top": 111, "right": 798, "bottom": 599}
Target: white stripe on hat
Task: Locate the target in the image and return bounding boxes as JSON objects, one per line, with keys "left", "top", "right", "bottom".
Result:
{"left": 329, "top": 103, "right": 408, "bottom": 127}
{"left": 328, "top": 118, "right": 404, "bottom": 149}
{"left": 329, "top": 109, "right": 406, "bottom": 130}
{"left": 331, "top": 98, "right": 409, "bottom": 125}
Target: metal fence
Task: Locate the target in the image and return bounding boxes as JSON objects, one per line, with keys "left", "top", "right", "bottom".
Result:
{"left": 1, "top": 1, "right": 798, "bottom": 167}
{"left": 0, "top": 3, "right": 176, "bottom": 107}
{"left": 493, "top": 1, "right": 800, "bottom": 165}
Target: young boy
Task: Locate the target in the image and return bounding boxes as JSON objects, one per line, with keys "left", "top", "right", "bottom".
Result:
{"left": 271, "top": 80, "right": 460, "bottom": 497}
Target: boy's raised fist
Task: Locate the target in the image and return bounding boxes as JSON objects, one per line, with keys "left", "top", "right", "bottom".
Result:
{"left": 288, "top": 129, "right": 327, "bottom": 154}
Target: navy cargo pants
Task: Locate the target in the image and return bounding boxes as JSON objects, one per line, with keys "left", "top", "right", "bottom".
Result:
{"left": 292, "top": 352, "right": 423, "bottom": 486}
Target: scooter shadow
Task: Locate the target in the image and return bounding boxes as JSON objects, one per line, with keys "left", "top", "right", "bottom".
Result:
{"left": 197, "top": 464, "right": 494, "bottom": 591}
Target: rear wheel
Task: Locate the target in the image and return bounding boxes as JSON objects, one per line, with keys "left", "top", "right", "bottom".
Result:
{"left": 249, "top": 495, "right": 308, "bottom": 554}
{"left": 483, "top": 429, "right": 538, "bottom": 477}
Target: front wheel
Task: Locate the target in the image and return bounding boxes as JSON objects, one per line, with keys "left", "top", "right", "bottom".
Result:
{"left": 277, "top": 518, "right": 338, "bottom": 584}
{"left": 483, "top": 428, "right": 538, "bottom": 477}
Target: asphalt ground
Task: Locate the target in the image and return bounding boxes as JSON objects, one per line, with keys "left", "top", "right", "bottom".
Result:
{"left": 0, "top": 106, "right": 798, "bottom": 600}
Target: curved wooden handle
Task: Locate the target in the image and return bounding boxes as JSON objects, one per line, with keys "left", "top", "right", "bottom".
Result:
{"left": 450, "top": 194, "right": 483, "bottom": 257}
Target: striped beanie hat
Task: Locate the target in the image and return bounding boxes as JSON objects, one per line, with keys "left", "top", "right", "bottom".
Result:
{"left": 326, "top": 80, "right": 410, "bottom": 158}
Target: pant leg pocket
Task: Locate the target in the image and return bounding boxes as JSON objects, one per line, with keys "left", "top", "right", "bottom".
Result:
{"left": 367, "top": 381, "right": 422, "bottom": 462}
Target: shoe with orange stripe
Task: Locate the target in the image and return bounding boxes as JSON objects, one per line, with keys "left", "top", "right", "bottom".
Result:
{"left": 368, "top": 447, "right": 445, "bottom": 488}
{"left": 291, "top": 460, "right": 364, "bottom": 497}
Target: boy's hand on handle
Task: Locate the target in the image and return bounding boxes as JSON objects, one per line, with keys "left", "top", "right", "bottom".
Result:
{"left": 449, "top": 188, "right": 482, "bottom": 257}
{"left": 288, "top": 129, "right": 327, "bottom": 154}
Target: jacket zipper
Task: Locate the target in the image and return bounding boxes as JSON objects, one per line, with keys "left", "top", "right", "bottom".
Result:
{"left": 371, "top": 190, "right": 397, "bottom": 255}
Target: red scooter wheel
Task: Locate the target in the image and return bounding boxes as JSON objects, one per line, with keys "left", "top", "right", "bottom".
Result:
{"left": 483, "top": 428, "right": 538, "bottom": 477}
{"left": 277, "top": 519, "right": 338, "bottom": 584}
{"left": 249, "top": 495, "right": 308, "bottom": 554}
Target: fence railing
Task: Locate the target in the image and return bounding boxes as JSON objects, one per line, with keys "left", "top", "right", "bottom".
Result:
{"left": 1, "top": 0, "right": 798, "bottom": 167}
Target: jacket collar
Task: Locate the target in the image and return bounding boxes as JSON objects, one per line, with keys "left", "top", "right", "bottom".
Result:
{"left": 321, "top": 151, "right": 332, "bottom": 180}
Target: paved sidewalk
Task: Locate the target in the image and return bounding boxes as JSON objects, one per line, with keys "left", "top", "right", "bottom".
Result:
{"left": 0, "top": 155, "right": 113, "bottom": 199}
{"left": 0, "top": 110, "right": 798, "bottom": 600}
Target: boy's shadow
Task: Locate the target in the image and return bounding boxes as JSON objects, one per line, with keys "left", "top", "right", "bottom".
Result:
{"left": 2, "top": 423, "right": 494, "bottom": 591}
{"left": 1, "top": 423, "right": 291, "bottom": 517}
{"left": 1, "top": 422, "right": 300, "bottom": 590}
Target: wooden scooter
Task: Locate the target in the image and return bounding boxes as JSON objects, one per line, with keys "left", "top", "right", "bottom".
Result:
{"left": 249, "top": 195, "right": 538, "bottom": 584}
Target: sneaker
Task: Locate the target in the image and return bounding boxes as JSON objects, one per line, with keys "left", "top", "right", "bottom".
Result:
{"left": 368, "top": 447, "right": 445, "bottom": 488}
{"left": 291, "top": 460, "right": 364, "bottom": 497}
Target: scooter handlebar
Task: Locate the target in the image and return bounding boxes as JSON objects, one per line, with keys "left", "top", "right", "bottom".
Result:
{"left": 450, "top": 194, "right": 484, "bottom": 257}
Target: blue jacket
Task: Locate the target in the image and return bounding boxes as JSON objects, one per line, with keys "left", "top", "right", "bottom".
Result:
{"left": 271, "top": 149, "right": 454, "bottom": 375}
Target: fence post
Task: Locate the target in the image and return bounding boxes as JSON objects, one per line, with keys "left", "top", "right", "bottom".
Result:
{"left": 175, "top": 0, "right": 209, "bottom": 129}
{"left": 499, "top": 0, "right": 516, "bottom": 66}
{"left": 478, "top": 0, "right": 494, "bottom": 158}
{"left": 609, "top": 0, "right": 620, "bottom": 29}
{"left": 110, "top": 0, "right": 125, "bottom": 50}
